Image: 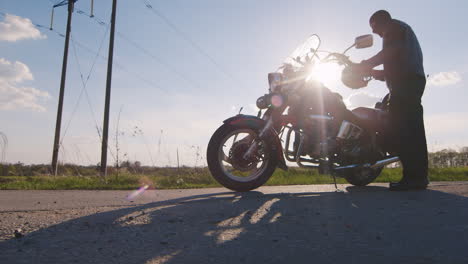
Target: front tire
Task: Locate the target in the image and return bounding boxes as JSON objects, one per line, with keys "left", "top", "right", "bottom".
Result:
{"left": 207, "top": 123, "right": 278, "bottom": 192}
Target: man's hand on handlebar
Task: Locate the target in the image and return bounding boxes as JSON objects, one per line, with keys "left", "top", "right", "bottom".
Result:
{"left": 354, "top": 60, "right": 373, "bottom": 76}
{"left": 371, "top": 69, "right": 385, "bottom": 81}
{"left": 356, "top": 60, "right": 385, "bottom": 81}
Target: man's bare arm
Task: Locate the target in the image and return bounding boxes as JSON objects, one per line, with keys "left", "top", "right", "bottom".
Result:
{"left": 371, "top": 69, "right": 385, "bottom": 81}
{"left": 362, "top": 22, "right": 405, "bottom": 68}
{"left": 363, "top": 45, "right": 402, "bottom": 68}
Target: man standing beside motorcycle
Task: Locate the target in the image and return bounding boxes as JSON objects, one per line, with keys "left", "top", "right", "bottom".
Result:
{"left": 358, "top": 10, "right": 429, "bottom": 191}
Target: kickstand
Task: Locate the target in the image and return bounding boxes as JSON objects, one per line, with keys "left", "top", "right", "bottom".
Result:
{"left": 331, "top": 173, "right": 343, "bottom": 193}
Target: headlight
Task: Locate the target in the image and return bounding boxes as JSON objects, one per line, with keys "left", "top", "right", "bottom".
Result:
{"left": 268, "top": 72, "right": 282, "bottom": 92}
{"left": 270, "top": 94, "right": 285, "bottom": 108}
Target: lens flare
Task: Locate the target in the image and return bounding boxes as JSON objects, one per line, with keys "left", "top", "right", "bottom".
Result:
{"left": 126, "top": 184, "right": 149, "bottom": 201}
{"left": 307, "top": 62, "right": 342, "bottom": 87}
{"left": 270, "top": 94, "right": 284, "bottom": 108}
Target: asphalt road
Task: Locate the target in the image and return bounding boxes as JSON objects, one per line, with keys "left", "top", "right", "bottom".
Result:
{"left": 1, "top": 182, "right": 468, "bottom": 263}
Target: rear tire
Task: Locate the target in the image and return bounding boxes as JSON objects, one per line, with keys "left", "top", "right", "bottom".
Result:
{"left": 207, "top": 123, "right": 278, "bottom": 192}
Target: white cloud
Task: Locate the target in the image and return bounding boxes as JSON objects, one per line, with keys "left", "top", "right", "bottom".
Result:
{"left": 0, "top": 58, "right": 33, "bottom": 82}
{"left": 427, "top": 71, "right": 462, "bottom": 87}
{"left": 0, "top": 58, "right": 50, "bottom": 112}
{"left": 344, "top": 92, "right": 382, "bottom": 109}
{"left": 0, "top": 14, "right": 46, "bottom": 42}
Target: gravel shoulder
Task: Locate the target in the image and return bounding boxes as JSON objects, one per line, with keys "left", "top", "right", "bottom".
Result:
{"left": 1, "top": 182, "right": 468, "bottom": 263}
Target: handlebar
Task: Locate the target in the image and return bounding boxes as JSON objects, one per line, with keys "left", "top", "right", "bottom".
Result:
{"left": 321, "top": 52, "right": 354, "bottom": 66}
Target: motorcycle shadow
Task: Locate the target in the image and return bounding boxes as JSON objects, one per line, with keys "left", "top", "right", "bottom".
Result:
{"left": 1, "top": 186, "right": 467, "bottom": 264}
{"left": 345, "top": 185, "right": 389, "bottom": 193}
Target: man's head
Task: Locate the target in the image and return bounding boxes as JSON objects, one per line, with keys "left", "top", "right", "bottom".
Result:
{"left": 369, "top": 10, "right": 392, "bottom": 38}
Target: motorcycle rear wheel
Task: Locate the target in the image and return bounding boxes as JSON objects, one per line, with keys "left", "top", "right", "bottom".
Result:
{"left": 207, "top": 123, "right": 278, "bottom": 192}
{"left": 340, "top": 166, "right": 383, "bottom": 186}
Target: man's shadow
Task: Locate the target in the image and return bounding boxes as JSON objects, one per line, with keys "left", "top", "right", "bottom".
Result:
{"left": 1, "top": 186, "right": 468, "bottom": 264}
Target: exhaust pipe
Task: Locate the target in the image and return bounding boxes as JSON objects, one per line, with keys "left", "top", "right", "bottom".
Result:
{"left": 370, "top": 156, "right": 400, "bottom": 169}
{"left": 334, "top": 156, "right": 400, "bottom": 171}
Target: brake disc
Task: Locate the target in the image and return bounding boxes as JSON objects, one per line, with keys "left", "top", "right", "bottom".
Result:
{"left": 229, "top": 142, "right": 259, "bottom": 172}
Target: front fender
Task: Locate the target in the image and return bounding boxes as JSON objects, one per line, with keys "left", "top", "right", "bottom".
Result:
{"left": 223, "top": 114, "right": 264, "bottom": 128}
{"left": 223, "top": 115, "right": 288, "bottom": 171}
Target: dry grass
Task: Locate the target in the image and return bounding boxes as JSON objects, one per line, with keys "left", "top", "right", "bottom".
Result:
{"left": 0, "top": 167, "right": 467, "bottom": 190}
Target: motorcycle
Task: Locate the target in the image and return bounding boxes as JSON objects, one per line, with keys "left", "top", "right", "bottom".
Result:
{"left": 207, "top": 34, "right": 399, "bottom": 192}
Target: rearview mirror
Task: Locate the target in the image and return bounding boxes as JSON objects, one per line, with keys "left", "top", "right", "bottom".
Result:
{"left": 355, "top": 34, "right": 373, "bottom": 49}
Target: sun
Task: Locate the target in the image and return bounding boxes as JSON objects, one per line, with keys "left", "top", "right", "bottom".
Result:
{"left": 307, "top": 62, "right": 342, "bottom": 87}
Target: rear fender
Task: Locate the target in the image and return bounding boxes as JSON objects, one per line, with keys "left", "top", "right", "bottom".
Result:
{"left": 223, "top": 115, "right": 288, "bottom": 171}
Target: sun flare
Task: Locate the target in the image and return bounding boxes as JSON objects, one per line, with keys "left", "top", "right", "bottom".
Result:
{"left": 307, "top": 62, "right": 342, "bottom": 87}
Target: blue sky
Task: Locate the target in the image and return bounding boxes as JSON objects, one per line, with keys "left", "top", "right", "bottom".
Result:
{"left": 0, "top": 0, "right": 467, "bottom": 166}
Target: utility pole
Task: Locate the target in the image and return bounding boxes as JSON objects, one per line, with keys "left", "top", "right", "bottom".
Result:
{"left": 100, "top": 0, "right": 117, "bottom": 176}
{"left": 51, "top": 0, "right": 75, "bottom": 176}
{"left": 177, "top": 148, "right": 180, "bottom": 169}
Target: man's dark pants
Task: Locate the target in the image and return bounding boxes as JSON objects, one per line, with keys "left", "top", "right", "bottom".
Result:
{"left": 388, "top": 75, "right": 429, "bottom": 185}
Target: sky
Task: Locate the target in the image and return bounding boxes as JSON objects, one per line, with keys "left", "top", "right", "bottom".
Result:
{"left": 0, "top": 0, "right": 467, "bottom": 166}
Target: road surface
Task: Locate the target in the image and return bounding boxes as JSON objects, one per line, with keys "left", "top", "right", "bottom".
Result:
{"left": 1, "top": 182, "right": 468, "bottom": 263}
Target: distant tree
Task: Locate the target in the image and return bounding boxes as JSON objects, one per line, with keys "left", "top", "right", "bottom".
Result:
{"left": 460, "top": 146, "right": 468, "bottom": 153}
{"left": 428, "top": 148, "right": 468, "bottom": 168}
{"left": 120, "top": 160, "right": 131, "bottom": 169}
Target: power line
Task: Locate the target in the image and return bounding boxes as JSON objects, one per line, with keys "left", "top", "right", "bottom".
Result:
{"left": 62, "top": 34, "right": 88, "bottom": 141}
{"left": 50, "top": 3, "right": 118, "bottom": 165}
{"left": 116, "top": 32, "right": 201, "bottom": 90}
{"left": 60, "top": 28, "right": 108, "bottom": 145}
{"left": 2, "top": 9, "right": 119, "bottom": 164}
{"left": 0, "top": 9, "right": 166, "bottom": 92}
{"left": 52, "top": 0, "right": 78, "bottom": 8}
{"left": 61, "top": 32, "right": 167, "bottom": 92}
{"left": 62, "top": 19, "right": 112, "bottom": 142}
{"left": 63, "top": 34, "right": 167, "bottom": 92}
{"left": 61, "top": 23, "right": 118, "bottom": 163}
{"left": 64, "top": 7, "right": 172, "bottom": 93}
{"left": 73, "top": 7, "right": 201, "bottom": 90}
{"left": 141, "top": 0, "right": 241, "bottom": 86}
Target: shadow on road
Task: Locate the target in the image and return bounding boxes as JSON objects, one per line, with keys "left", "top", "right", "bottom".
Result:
{"left": 1, "top": 186, "right": 468, "bottom": 263}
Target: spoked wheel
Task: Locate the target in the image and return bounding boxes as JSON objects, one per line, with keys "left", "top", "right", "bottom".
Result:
{"left": 207, "top": 124, "right": 278, "bottom": 192}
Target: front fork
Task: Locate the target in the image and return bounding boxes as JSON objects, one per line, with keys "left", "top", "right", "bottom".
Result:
{"left": 223, "top": 109, "right": 288, "bottom": 171}
{"left": 242, "top": 115, "right": 274, "bottom": 160}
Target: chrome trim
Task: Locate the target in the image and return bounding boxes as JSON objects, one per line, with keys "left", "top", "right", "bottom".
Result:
{"left": 217, "top": 129, "right": 269, "bottom": 183}
{"left": 370, "top": 156, "right": 400, "bottom": 169}
{"left": 334, "top": 164, "right": 361, "bottom": 170}
{"left": 334, "top": 156, "right": 400, "bottom": 171}
{"left": 284, "top": 126, "right": 296, "bottom": 162}
{"left": 309, "top": 114, "right": 333, "bottom": 121}
{"left": 258, "top": 115, "right": 273, "bottom": 138}
{"left": 295, "top": 134, "right": 305, "bottom": 165}
{"left": 337, "top": 120, "right": 362, "bottom": 140}
{"left": 243, "top": 116, "right": 273, "bottom": 160}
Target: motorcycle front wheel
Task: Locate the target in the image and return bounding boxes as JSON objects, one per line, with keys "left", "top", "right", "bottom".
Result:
{"left": 207, "top": 123, "right": 278, "bottom": 192}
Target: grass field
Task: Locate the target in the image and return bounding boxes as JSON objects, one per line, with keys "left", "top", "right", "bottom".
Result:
{"left": 0, "top": 167, "right": 467, "bottom": 190}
